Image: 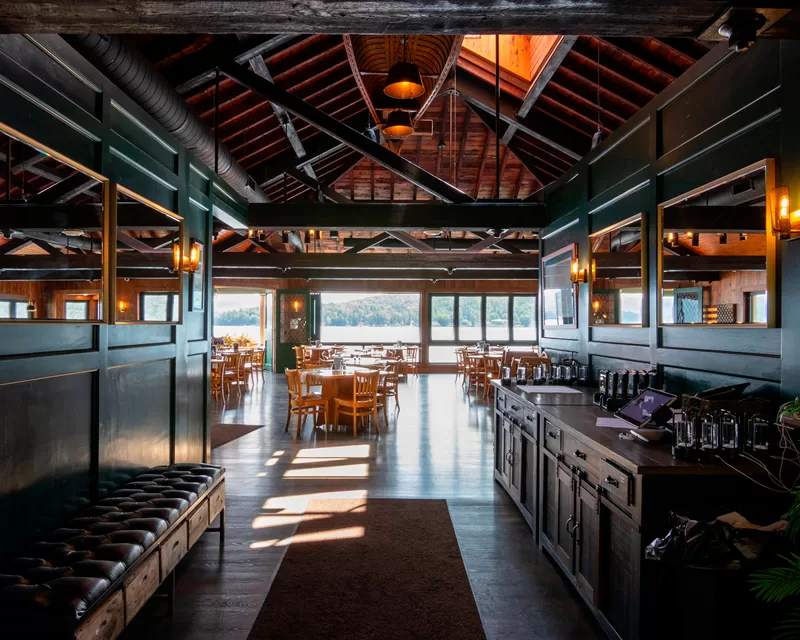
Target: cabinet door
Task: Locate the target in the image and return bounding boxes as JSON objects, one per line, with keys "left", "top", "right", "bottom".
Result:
{"left": 494, "top": 412, "right": 504, "bottom": 480}
{"left": 500, "top": 418, "right": 512, "bottom": 487}
{"left": 575, "top": 480, "right": 599, "bottom": 606}
{"left": 519, "top": 430, "right": 537, "bottom": 530}
{"left": 509, "top": 426, "right": 523, "bottom": 502}
{"left": 598, "top": 496, "right": 641, "bottom": 640}
{"left": 539, "top": 448, "right": 574, "bottom": 572}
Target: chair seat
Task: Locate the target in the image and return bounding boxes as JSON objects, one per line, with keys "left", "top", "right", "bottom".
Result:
{"left": 335, "top": 397, "right": 374, "bottom": 409}
{"left": 292, "top": 394, "right": 326, "bottom": 404}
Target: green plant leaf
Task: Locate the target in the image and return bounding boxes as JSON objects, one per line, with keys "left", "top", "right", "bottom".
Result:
{"left": 774, "top": 606, "right": 800, "bottom": 640}
{"left": 787, "top": 492, "right": 800, "bottom": 546}
{"left": 751, "top": 554, "right": 800, "bottom": 603}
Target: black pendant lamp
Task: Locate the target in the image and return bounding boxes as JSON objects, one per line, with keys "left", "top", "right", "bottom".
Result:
{"left": 384, "top": 110, "right": 414, "bottom": 137}
{"left": 384, "top": 37, "right": 425, "bottom": 100}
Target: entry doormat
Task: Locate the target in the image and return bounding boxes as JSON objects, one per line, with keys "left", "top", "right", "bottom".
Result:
{"left": 247, "top": 498, "right": 486, "bottom": 639}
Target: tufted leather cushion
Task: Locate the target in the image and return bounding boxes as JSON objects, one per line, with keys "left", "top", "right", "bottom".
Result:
{"left": 0, "top": 462, "right": 223, "bottom": 634}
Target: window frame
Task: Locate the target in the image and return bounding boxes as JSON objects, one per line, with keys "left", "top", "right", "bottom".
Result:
{"left": 139, "top": 292, "right": 180, "bottom": 323}
{"left": 0, "top": 298, "right": 30, "bottom": 319}
{"left": 64, "top": 300, "right": 91, "bottom": 321}
{"left": 428, "top": 293, "right": 538, "bottom": 347}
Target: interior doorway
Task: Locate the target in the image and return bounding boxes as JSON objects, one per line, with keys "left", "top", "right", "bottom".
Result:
{"left": 212, "top": 288, "right": 275, "bottom": 369}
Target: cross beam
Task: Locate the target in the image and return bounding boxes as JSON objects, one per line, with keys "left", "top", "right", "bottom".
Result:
{"left": 220, "top": 62, "right": 473, "bottom": 203}
{"left": 213, "top": 268, "right": 537, "bottom": 281}
{"left": 245, "top": 202, "right": 546, "bottom": 231}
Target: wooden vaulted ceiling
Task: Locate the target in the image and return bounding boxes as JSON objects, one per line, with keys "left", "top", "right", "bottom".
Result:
{"left": 132, "top": 32, "right": 710, "bottom": 210}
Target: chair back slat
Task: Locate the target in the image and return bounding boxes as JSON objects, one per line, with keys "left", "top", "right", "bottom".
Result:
{"left": 286, "top": 369, "right": 302, "bottom": 396}
{"left": 353, "top": 370, "right": 379, "bottom": 402}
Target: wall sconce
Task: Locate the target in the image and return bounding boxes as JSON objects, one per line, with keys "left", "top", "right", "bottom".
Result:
{"left": 591, "top": 258, "right": 596, "bottom": 281}
{"left": 292, "top": 299, "right": 302, "bottom": 312}
{"left": 173, "top": 239, "right": 201, "bottom": 273}
{"left": 666, "top": 232, "right": 678, "bottom": 247}
{"left": 26, "top": 300, "right": 36, "bottom": 314}
{"left": 770, "top": 186, "right": 796, "bottom": 239}
{"left": 570, "top": 258, "right": 588, "bottom": 284}
{"left": 118, "top": 300, "right": 129, "bottom": 313}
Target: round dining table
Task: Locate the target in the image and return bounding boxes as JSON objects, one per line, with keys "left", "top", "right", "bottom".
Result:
{"left": 302, "top": 367, "right": 388, "bottom": 429}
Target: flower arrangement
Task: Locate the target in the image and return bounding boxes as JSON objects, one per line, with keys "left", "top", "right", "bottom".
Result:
{"left": 222, "top": 333, "right": 256, "bottom": 347}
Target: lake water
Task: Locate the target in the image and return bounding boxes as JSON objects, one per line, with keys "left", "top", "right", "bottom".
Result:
{"left": 213, "top": 324, "right": 421, "bottom": 344}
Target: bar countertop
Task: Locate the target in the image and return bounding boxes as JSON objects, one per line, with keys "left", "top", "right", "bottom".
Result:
{"left": 492, "top": 380, "right": 744, "bottom": 476}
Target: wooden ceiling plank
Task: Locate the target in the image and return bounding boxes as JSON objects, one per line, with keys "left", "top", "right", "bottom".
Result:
{"left": 473, "top": 130, "right": 490, "bottom": 199}
{"left": 415, "top": 35, "right": 464, "bottom": 123}
{"left": 343, "top": 34, "right": 381, "bottom": 127}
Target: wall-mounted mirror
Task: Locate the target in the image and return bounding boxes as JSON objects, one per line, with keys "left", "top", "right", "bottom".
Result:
{"left": 659, "top": 161, "right": 772, "bottom": 326}
{"left": 542, "top": 244, "right": 576, "bottom": 328}
{"left": 0, "top": 131, "right": 106, "bottom": 322}
{"left": 590, "top": 215, "right": 644, "bottom": 326}
{"left": 115, "top": 190, "right": 182, "bottom": 323}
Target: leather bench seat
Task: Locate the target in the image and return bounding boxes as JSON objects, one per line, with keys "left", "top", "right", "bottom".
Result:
{"left": 0, "top": 462, "right": 223, "bottom": 635}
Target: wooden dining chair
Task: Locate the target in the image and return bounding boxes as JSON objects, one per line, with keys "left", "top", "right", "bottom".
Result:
{"left": 285, "top": 369, "right": 328, "bottom": 436}
{"left": 455, "top": 348, "right": 468, "bottom": 386}
{"left": 210, "top": 360, "right": 225, "bottom": 402}
{"left": 251, "top": 347, "right": 265, "bottom": 380}
{"left": 377, "top": 362, "right": 400, "bottom": 422}
{"left": 467, "top": 354, "right": 488, "bottom": 395}
{"left": 484, "top": 356, "right": 502, "bottom": 399}
{"left": 223, "top": 353, "right": 242, "bottom": 395}
{"left": 406, "top": 346, "right": 419, "bottom": 376}
{"left": 305, "top": 371, "right": 324, "bottom": 396}
{"left": 293, "top": 345, "right": 305, "bottom": 370}
{"left": 334, "top": 370, "right": 380, "bottom": 437}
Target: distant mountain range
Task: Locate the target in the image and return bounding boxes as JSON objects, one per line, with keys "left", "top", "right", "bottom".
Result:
{"left": 323, "top": 294, "right": 419, "bottom": 327}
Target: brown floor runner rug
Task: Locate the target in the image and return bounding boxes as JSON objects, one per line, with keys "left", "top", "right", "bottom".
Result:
{"left": 210, "top": 423, "right": 263, "bottom": 448}
{"left": 248, "top": 498, "right": 486, "bottom": 640}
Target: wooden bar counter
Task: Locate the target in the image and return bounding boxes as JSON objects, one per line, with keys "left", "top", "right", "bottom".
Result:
{"left": 491, "top": 381, "right": 773, "bottom": 640}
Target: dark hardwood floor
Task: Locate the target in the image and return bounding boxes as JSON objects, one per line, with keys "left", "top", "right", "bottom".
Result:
{"left": 123, "top": 373, "right": 603, "bottom": 640}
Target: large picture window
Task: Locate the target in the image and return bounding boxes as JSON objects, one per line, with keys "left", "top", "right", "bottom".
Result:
{"left": 319, "top": 292, "right": 420, "bottom": 344}
{"left": 428, "top": 294, "right": 537, "bottom": 363}
{"left": 140, "top": 292, "right": 180, "bottom": 322}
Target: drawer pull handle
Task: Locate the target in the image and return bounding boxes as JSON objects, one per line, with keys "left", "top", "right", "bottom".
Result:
{"left": 525, "top": 415, "right": 533, "bottom": 421}
{"left": 565, "top": 515, "right": 573, "bottom": 534}
{"left": 173, "top": 539, "right": 181, "bottom": 549}
{"left": 574, "top": 449, "right": 587, "bottom": 460}
{"left": 547, "top": 430, "right": 557, "bottom": 439}
{"left": 571, "top": 522, "right": 580, "bottom": 537}
{"left": 555, "top": 453, "right": 563, "bottom": 463}
{"left": 510, "top": 405, "right": 520, "bottom": 411}
{"left": 605, "top": 476, "right": 619, "bottom": 487}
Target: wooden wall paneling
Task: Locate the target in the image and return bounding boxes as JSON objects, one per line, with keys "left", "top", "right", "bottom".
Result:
{"left": 0, "top": 372, "right": 94, "bottom": 550}
{"left": 108, "top": 324, "right": 174, "bottom": 348}
{"left": 0, "top": 324, "right": 95, "bottom": 356}
{"left": 587, "top": 119, "right": 650, "bottom": 200}
{"left": 100, "top": 360, "right": 173, "bottom": 494}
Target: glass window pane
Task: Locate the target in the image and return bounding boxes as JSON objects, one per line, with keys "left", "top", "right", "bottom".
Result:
{"left": 319, "top": 292, "right": 420, "bottom": 343}
{"left": 513, "top": 296, "right": 536, "bottom": 341}
{"left": 430, "top": 296, "right": 455, "bottom": 341}
{"left": 0, "top": 301, "right": 10, "bottom": 318}
{"left": 428, "top": 345, "right": 458, "bottom": 363}
{"left": 662, "top": 291, "right": 675, "bottom": 324}
{"left": 619, "top": 290, "right": 643, "bottom": 324}
{"left": 485, "top": 296, "right": 509, "bottom": 341}
{"left": 171, "top": 294, "right": 180, "bottom": 322}
{"left": 15, "top": 302, "right": 28, "bottom": 318}
{"left": 458, "top": 296, "right": 482, "bottom": 341}
{"left": 65, "top": 301, "right": 89, "bottom": 320}
{"left": 142, "top": 294, "right": 168, "bottom": 322}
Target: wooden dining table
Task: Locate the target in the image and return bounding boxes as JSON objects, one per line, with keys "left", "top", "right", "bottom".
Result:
{"left": 302, "top": 367, "right": 388, "bottom": 428}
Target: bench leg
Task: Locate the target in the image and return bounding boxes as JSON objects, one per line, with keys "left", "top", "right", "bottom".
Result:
{"left": 153, "top": 569, "right": 176, "bottom": 615}
{"left": 207, "top": 508, "right": 225, "bottom": 548}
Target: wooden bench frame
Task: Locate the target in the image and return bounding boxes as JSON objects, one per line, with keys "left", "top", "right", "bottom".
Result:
{"left": 71, "top": 473, "right": 226, "bottom": 640}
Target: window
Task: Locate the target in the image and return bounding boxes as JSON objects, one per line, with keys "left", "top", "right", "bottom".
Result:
{"left": 747, "top": 291, "right": 767, "bottom": 323}
{"left": 318, "top": 292, "right": 420, "bottom": 344}
{"left": 428, "top": 294, "right": 537, "bottom": 362}
{"left": 619, "top": 289, "right": 644, "bottom": 325}
{"left": 430, "top": 296, "right": 454, "bottom": 341}
{"left": 662, "top": 291, "right": 675, "bottom": 324}
{"left": 65, "top": 300, "right": 90, "bottom": 320}
{"left": 140, "top": 293, "right": 179, "bottom": 322}
{"left": 0, "top": 299, "right": 30, "bottom": 319}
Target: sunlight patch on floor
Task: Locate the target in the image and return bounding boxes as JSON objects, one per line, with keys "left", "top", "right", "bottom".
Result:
{"left": 283, "top": 463, "right": 369, "bottom": 478}
{"left": 295, "top": 444, "right": 370, "bottom": 458}
{"left": 252, "top": 513, "right": 330, "bottom": 529}
{"left": 260, "top": 489, "right": 369, "bottom": 513}
{"left": 249, "top": 526, "right": 365, "bottom": 549}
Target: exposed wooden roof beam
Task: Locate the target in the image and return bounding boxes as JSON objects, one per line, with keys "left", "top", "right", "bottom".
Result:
{"left": 213, "top": 251, "right": 539, "bottom": 271}
{"left": 117, "top": 231, "right": 165, "bottom": 253}
{"left": 412, "top": 136, "right": 423, "bottom": 201}
{"left": 246, "top": 201, "right": 546, "bottom": 231}
{"left": 472, "top": 230, "right": 524, "bottom": 254}
{"left": 221, "top": 61, "right": 473, "bottom": 203}
{"left": 455, "top": 68, "right": 585, "bottom": 161}
{"left": 287, "top": 167, "right": 350, "bottom": 203}
{"left": 504, "top": 36, "right": 578, "bottom": 146}
{"left": 344, "top": 232, "right": 390, "bottom": 254}
{"left": 166, "top": 34, "right": 302, "bottom": 96}
{"left": 385, "top": 230, "right": 437, "bottom": 253}
{"left": 213, "top": 267, "right": 538, "bottom": 281}
{"left": 415, "top": 35, "right": 464, "bottom": 123}
{"left": 342, "top": 35, "right": 380, "bottom": 127}
{"left": 465, "top": 229, "right": 516, "bottom": 253}
{"left": 0, "top": 238, "right": 30, "bottom": 255}
{"left": 27, "top": 172, "right": 98, "bottom": 204}
{"left": 454, "top": 107, "right": 471, "bottom": 191}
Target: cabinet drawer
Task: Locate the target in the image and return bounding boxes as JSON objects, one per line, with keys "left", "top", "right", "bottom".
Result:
{"left": 522, "top": 407, "right": 537, "bottom": 438}
{"left": 188, "top": 498, "right": 210, "bottom": 548}
{"left": 74, "top": 589, "right": 124, "bottom": 640}
{"left": 123, "top": 552, "right": 160, "bottom": 624}
{"left": 160, "top": 523, "right": 188, "bottom": 577}
{"left": 209, "top": 481, "right": 225, "bottom": 523}
{"left": 542, "top": 419, "right": 562, "bottom": 456}
{"left": 563, "top": 432, "right": 601, "bottom": 481}
{"left": 495, "top": 391, "right": 506, "bottom": 412}
{"left": 599, "top": 459, "right": 634, "bottom": 509}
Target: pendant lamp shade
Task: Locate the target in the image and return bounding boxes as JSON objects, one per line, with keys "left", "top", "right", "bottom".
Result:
{"left": 384, "top": 61, "right": 425, "bottom": 100}
{"left": 384, "top": 110, "right": 414, "bottom": 137}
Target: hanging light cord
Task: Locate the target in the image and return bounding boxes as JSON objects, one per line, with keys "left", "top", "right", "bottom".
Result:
{"left": 596, "top": 42, "right": 602, "bottom": 134}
